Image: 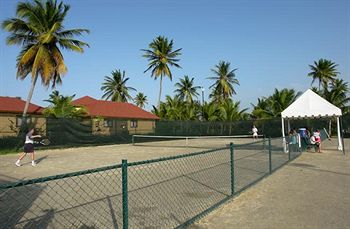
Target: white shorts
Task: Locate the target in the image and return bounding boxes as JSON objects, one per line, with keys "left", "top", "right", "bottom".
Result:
{"left": 253, "top": 133, "right": 258, "bottom": 137}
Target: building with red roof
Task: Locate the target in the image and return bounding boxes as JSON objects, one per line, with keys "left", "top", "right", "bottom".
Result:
{"left": 0, "top": 96, "right": 45, "bottom": 136}
{"left": 72, "top": 96, "right": 159, "bottom": 135}
{"left": 0, "top": 95, "right": 159, "bottom": 137}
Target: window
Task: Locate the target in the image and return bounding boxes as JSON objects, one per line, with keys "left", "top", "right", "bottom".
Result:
{"left": 130, "top": 120, "right": 138, "bottom": 128}
{"left": 104, "top": 120, "right": 113, "bottom": 127}
{"left": 16, "top": 116, "right": 31, "bottom": 127}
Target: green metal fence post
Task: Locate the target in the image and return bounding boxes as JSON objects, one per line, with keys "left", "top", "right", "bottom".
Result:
{"left": 131, "top": 135, "right": 134, "bottom": 145}
{"left": 122, "top": 159, "right": 128, "bottom": 229}
{"left": 230, "top": 142, "right": 235, "bottom": 195}
{"left": 268, "top": 137, "right": 272, "bottom": 173}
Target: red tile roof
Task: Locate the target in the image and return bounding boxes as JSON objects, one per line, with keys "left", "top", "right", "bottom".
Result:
{"left": 0, "top": 96, "right": 43, "bottom": 114}
{"left": 73, "top": 96, "right": 159, "bottom": 120}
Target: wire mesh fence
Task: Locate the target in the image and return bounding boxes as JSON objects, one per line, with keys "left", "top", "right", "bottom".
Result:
{"left": 127, "top": 147, "right": 231, "bottom": 228}
{"left": 0, "top": 137, "right": 310, "bottom": 228}
{"left": 0, "top": 165, "right": 123, "bottom": 229}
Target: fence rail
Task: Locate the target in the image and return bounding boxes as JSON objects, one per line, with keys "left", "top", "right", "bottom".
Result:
{"left": 1, "top": 137, "right": 303, "bottom": 228}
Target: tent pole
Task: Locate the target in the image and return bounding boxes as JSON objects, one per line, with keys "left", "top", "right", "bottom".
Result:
{"left": 281, "top": 116, "right": 287, "bottom": 153}
{"left": 336, "top": 116, "right": 343, "bottom": 151}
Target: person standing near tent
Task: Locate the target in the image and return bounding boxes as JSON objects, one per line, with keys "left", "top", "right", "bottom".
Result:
{"left": 299, "top": 127, "right": 309, "bottom": 148}
{"left": 15, "top": 128, "right": 41, "bottom": 167}
{"left": 252, "top": 125, "right": 258, "bottom": 140}
{"left": 313, "top": 129, "right": 321, "bottom": 153}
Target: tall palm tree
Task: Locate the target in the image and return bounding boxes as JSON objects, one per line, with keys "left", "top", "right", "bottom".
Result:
{"left": 134, "top": 92, "right": 148, "bottom": 108}
{"left": 142, "top": 36, "right": 182, "bottom": 107}
{"left": 208, "top": 61, "right": 239, "bottom": 101}
{"left": 2, "top": 0, "right": 89, "bottom": 118}
{"left": 174, "top": 75, "right": 200, "bottom": 103}
{"left": 308, "top": 59, "right": 339, "bottom": 90}
{"left": 209, "top": 87, "right": 225, "bottom": 104}
{"left": 43, "top": 90, "right": 87, "bottom": 118}
{"left": 101, "top": 69, "right": 136, "bottom": 102}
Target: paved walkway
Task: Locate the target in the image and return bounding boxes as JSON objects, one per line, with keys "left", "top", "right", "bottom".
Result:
{"left": 190, "top": 139, "right": 350, "bottom": 229}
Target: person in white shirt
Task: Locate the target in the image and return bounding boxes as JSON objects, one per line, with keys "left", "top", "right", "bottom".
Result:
{"left": 15, "top": 128, "right": 41, "bottom": 167}
{"left": 252, "top": 125, "right": 258, "bottom": 140}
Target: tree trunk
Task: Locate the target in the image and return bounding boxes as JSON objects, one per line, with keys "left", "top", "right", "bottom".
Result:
{"left": 23, "top": 75, "right": 38, "bottom": 118}
{"left": 158, "top": 76, "right": 163, "bottom": 108}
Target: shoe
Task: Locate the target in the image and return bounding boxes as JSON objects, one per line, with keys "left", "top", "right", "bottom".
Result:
{"left": 15, "top": 161, "right": 21, "bottom": 167}
{"left": 31, "top": 162, "right": 36, "bottom": 167}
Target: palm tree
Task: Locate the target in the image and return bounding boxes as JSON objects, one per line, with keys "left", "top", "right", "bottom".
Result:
{"left": 43, "top": 90, "right": 87, "bottom": 118}
{"left": 2, "top": 0, "right": 89, "bottom": 118}
{"left": 202, "top": 102, "right": 220, "bottom": 121}
{"left": 181, "top": 103, "right": 200, "bottom": 121}
{"left": 219, "top": 100, "right": 248, "bottom": 121}
{"left": 268, "top": 88, "right": 301, "bottom": 117}
{"left": 134, "top": 92, "right": 148, "bottom": 108}
{"left": 208, "top": 61, "right": 239, "bottom": 101}
{"left": 218, "top": 99, "right": 248, "bottom": 134}
{"left": 142, "top": 36, "right": 182, "bottom": 107}
{"left": 252, "top": 88, "right": 301, "bottom": 118}
{"left": 174, "top": 75, "right": 200, "bottom": 103}
{"left": 251, "top": 98, "right": 274, "bottom": 119}
{"left": 162, "top": 95, "right": 184, "bottom": 120}
{"left": 308, "top": 59, "right": 339, "bottom": 90}
{"left": 324, "top": 79, "right": 350, "bottom": 114}
{"left": 101, "top": 69, "right": 136, "bottom": 102}
{"left": 209, "top": 87, "right": 225, "bottom": 104}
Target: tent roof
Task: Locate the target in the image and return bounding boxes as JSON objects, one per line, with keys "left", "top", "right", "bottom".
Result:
{"left": 281, "top": 89, "right": 342, "bottom": 119}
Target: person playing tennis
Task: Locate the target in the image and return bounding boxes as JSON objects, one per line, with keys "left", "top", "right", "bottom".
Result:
{"left": 15, "top": 128, "right": 41, "bottom": 167}
{"left": 252, "top": 125, "right": 258, "bottom": 140}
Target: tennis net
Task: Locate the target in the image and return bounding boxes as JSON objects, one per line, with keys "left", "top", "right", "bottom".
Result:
{"left": 132, "top": 134, "right": 265, "bottom": 149}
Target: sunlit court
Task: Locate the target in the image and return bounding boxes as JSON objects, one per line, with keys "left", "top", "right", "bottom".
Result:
{"left": 0, "top": 134, "right": 295, "bottom": 228}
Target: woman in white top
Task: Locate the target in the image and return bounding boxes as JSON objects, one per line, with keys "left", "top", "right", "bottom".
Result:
{"left": 15, "top": 128, "right": 41, "bottom": 167}
{"left": 252, "top": 125, "right": 258, "bottom": 140}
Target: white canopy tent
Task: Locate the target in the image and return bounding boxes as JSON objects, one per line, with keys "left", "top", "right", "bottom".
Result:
{"left": 281, "top": 89, "right": 343, "bottom": 151}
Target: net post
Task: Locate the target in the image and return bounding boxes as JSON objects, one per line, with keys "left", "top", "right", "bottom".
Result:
{"left": 268, "top": 137, "right": 272, "bottom": 173}
{"left": 186, "top": 137, "right": 189, "bottom": 148}
{"left": 131, "top": 135, "right": 134, "bottom": 146}
{"left": 122, "top": 159, "right": 128, "bottom": 229}
{"left": 230, "top": 142, "right": 235, "bottom": 195}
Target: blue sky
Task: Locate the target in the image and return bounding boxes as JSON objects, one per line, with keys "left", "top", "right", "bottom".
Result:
{"left": 0, "top": 0, "right": 349, "bottom": 111}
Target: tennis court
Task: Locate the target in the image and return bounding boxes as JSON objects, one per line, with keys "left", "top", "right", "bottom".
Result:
{"left": 1, "top": 134, "right": 273, "bottom": 183}
{"left": 0, "top": 134, "right": 295, "bottom": 228}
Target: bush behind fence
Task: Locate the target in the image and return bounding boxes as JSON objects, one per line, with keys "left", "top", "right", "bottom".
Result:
{"left": 1, "top": 115, "right": 348, "bottom": 151}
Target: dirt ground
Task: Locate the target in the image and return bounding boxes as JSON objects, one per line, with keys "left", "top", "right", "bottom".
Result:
{"left": 190, "top": 139, "right": 350, "bottom": 229}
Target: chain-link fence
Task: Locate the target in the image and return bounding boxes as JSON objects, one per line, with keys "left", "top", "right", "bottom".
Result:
{"left": 0, "top": 165, "right": 123, "bottom": 228}
{"left": 0, "top": 136, "right": 307, "bottom": 229}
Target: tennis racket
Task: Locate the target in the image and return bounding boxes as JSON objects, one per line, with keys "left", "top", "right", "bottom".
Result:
{"left": 34, "top": 138, "right": 51, "bottom": 145}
